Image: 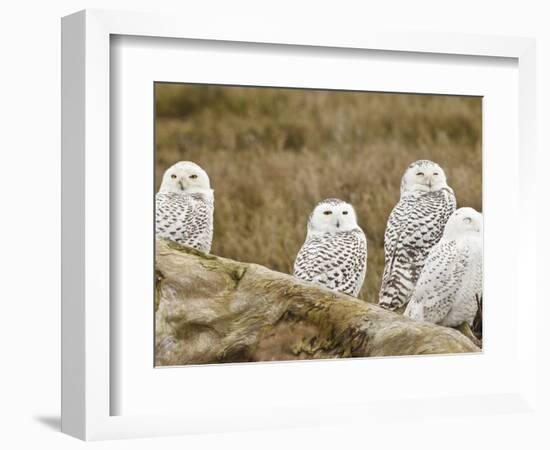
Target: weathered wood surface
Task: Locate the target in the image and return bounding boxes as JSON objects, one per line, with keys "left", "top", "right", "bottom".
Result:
{"left": 155, "top": 239, "right": 479, "bottom": 366}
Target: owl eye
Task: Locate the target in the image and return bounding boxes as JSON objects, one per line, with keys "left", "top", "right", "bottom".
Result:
{"left": 342, "top": 211, "right": 349, "bottom": 215}
{"left": 323, "top": 211, "right": 332, "bottom": 215}
{"left": 433, "top": 172, "right": 439, "bottom": 176}
{"left": 189, "top": 174, "right": 198, "bottom": 179}
{"left": 463, "top": 217, "right": 472, "bottom": 224}
{"left": 416, "top": 172, "right": 424, "bottom": 176}
{"left": 170, "top": 174, "right": 177, "bottom": 179}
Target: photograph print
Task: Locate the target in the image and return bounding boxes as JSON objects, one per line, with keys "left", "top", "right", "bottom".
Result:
{"left": 154, "top": 83, "right": 482, "bottom": 366}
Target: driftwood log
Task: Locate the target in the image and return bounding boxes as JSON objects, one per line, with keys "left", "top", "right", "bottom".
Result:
{"left": 155, "top": 239, "right": 479, "bottom": 366}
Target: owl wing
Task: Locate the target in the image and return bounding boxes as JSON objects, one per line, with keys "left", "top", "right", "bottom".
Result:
{"left": 405, "top": 240, "right": 466, "bottom": 324}
{"left": 378, "top": 195, "right": 419, "bottom": 309}
{"left": 336, "top": 229, "right": 367, "bottom": 296}
{"left": 379, "top": 188, "right": 456, "bottom": 310}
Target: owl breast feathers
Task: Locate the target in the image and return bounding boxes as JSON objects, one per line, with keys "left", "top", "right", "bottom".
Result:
{"left": 155, "top": 191, "right": 214, "bottom": 253}
{"left": 294, "top": 228, "right": 367, "bottom": 297}
{"left": 379, "top": 187, "right": 456, "bottom": 310}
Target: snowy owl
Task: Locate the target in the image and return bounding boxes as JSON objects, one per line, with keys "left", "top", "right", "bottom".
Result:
{"left": 155, "top": 161, "right": 214, "bottom": 253}
{"left": 293, "top": 199, "right": 367, "bottom": 297}
{"left": 378, "top": 160, "right": 456, "bottom": 310}
{"left": 404, "top": 207, "right": 482, "bottom": 327}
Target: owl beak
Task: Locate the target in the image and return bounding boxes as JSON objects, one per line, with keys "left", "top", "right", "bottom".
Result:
{"left": 336, "top": 220, "right": 340, "bottom": 228}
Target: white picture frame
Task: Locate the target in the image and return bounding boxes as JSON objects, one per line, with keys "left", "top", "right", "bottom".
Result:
{"left": 61, "top": 9, "right": 537, "bottom": 441}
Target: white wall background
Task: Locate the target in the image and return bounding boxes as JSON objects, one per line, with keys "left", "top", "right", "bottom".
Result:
{"left": 0, "top": 1, "right": 547, "bottom": 448}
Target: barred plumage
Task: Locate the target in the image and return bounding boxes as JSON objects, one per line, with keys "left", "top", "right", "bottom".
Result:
{"left": 155, "top": 161, "right": 214, "bottom": 253}
{"left": 404, "top": 208, "right": 482, "bottom": 327}
{"left": 379, "top": 160, "right": 456, "bottom": 310}
{"left": 293, "top": 199, "right": 367, "bottom": 297}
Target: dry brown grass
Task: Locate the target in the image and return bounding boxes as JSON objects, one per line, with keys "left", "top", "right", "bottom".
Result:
{"left": 155, "top": 83, "right": 482, "bottom": 303}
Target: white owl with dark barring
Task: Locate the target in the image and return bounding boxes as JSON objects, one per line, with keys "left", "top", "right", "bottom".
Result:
{"left": 404, "top": 207, "right": 482, "bottom": 327}
{"left": 293, "top": 199, "right": 367, "bottom": 297}
{"left": 379, "top": 160, "right": 456, "bottom": 310}
{"left": 155, "top": 161, "right": 214, "bottom": 253}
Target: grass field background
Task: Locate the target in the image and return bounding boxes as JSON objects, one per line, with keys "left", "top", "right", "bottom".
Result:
{"left": 155, "top": 83, "right": 482, "bottom": 303}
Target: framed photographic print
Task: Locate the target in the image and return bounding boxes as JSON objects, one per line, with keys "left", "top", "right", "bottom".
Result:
{"left": 153, "top": 83, "right": 482, "bottom": 368}
{"left": 61, "top": 9, "right": 538, "bottom": 441}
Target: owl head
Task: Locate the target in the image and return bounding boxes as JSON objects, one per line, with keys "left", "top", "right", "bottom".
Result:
{"left": 159, "top": 161, "right": 211, "bottom": 194}
{"left": 443, "top": 207, "right": 483, "bottom": 240}
{"left": 400, "top": 160, "right": 449, "bottom": 194}
{"left": 307, "top": 198, "right": 360, "bottom": 235}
